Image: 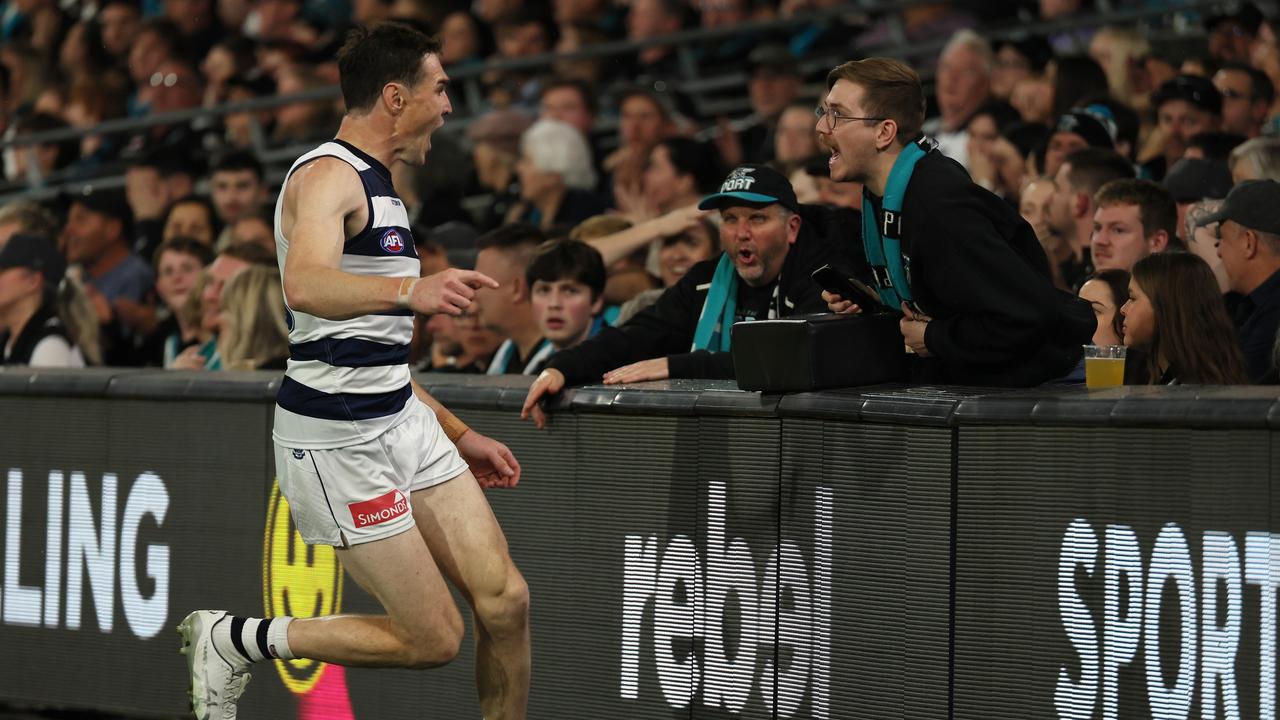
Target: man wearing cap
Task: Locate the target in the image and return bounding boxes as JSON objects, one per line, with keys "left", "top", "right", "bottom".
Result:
{"left": 735, "top": 44, "right": 804, "bottom": 165}
{"left": 1145, "top": 75, "right": 1223, "bottom": 181}
{"left": 1162, "top": 157, "right": 1233, "bottom": 240}
{"left": 0, "top": 234, "right": 87, "bottom": 367}
{"left": 1044, "top": 106, "right": 1118, "bottom": 178}
{"left": 61, "top": 187, "right": 152, "bottom": 307}
{"left": 818, "top": 57, "right": 1095, "bottom": 386}
{"left": 1204, "top": 179, "right": 1280, "bottom": 382}
{"left": 60, "top": 187, "right": 157, "bottom": 365}
{"left": 520, "top": 164, "right": 851, "bottom": 424}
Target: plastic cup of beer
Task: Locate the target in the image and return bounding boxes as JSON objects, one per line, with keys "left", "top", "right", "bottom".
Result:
{"left": 1084, "top": 345, "right": 1126, "bottom": 389}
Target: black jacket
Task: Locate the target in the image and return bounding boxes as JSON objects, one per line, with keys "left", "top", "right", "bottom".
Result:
{"left": 1, "top": 302, "right": 72, "bottom": 366}
{"left": 878, "top": 149, "right": 1094, "bottom": 386}
{"left": 547, "top": 204, "right": 860, "bottom": 384}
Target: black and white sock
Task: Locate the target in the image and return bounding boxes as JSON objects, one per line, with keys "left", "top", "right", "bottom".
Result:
{"left": 213, "top": 615, "right": 295, "bottom": 665}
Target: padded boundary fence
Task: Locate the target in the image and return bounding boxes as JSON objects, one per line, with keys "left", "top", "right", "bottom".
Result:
{"left": 0, "top": 370, "right": 1274, "bottom": 719}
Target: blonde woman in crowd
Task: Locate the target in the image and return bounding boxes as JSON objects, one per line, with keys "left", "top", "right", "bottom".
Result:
{"left": 217, "top": 265, "right": 289, "bottom": 370}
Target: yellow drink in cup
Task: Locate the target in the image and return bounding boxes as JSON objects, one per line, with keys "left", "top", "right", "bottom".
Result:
{"left": 1084, "top": 345, "right": 1126, "bottom": 389}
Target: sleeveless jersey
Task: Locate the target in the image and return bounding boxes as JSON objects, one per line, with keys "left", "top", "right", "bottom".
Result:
{"left": 272, "top": 139, "right": 419, "bottom": 448}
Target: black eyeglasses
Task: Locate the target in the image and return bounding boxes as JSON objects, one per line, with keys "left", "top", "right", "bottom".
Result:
{"left": 814, "top": 105, "right": 884, "bottom": 130}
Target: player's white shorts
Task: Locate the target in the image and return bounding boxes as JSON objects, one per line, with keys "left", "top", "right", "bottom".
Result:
{"left": 273, "top": 401, "right": 468, "bottom": 547}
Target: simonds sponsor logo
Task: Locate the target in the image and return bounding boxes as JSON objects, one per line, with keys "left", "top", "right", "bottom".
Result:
{"left": 347, "top": 490, "right": 408, "bottom": 528}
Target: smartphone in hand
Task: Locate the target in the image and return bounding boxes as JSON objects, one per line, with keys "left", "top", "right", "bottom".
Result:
{"left": 810, "top": 264, "right": 892, "bottom": 314}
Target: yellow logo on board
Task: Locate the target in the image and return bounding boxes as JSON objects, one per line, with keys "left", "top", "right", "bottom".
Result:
{"left": 263, "top": 479, "right": 344, "bottom": 694}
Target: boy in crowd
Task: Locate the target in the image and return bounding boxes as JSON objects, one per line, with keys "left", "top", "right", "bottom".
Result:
{"left": 527, "top": 239, "right": 607, "bottom": 354}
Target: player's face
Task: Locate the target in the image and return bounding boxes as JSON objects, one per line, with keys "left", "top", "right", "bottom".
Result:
{"left": 400, "top": 54, "right": 452, "bottom": 166}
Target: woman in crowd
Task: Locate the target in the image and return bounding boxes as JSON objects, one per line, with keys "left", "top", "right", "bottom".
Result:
{"left": 1078, "top": 269, "right": 1129, "bottom": 347}
{"left": 152, "top": 237, "right": 213, "bottom": 367}
{"left": 615, "top": 215, "right": 719, "bottom": 324}
{"left": 217, "top": 265, "right": 289, "bottom": 370}
{"left": 1121, "top": 253, "right": 1247, "bottom": 384}
{"left": 507, "top": 118, "right": 605, "bottom": 230}
{"left": 0, "top": 234, "right": 100, "bottom": 366}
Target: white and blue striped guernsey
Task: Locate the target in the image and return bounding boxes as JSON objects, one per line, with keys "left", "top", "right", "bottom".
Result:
{"left": 272, "top": 139, "right": 419, "bottom": 449}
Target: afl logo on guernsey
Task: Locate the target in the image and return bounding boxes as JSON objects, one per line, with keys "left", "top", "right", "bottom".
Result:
{"left": 380, "top": 229, "right": 405, "bottom": 254}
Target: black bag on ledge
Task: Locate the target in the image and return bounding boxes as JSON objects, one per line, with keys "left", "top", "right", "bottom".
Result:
{"left": 731, "top": 312, "right": 909, "bottom": 392}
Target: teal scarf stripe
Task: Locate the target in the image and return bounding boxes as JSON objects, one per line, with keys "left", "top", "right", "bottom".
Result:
{"left": 692, "top": 253, "right": 739, "bottom": 352}
{"left": 862, "top": 141, "right": 928, "bottom": 309}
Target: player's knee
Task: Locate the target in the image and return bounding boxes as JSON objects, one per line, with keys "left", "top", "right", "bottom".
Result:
{"left": 474, "top": 566, "right": 529, "bottom": 635}
{"left": 402, "top": 608, "right": 464, "bottom": 669}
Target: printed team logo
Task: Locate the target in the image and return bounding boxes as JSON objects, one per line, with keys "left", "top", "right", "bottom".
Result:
{"left": 292, "top": 449, "right": 305, "bottom": 460}
{"left": 263, "top": 479, "right": 344, "bottom": 695}
{"left": 719, "top": 166, "right": 757, "bottom": 192}
{"left": 348, "top": 489, "right": 409, "bottom": 529}
{"left": 380, "top": 229, "right": 405, "bottom": 254}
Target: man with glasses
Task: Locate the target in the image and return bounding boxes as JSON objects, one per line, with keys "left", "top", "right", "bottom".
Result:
{"left": 816, "top": 57, "right": 1094, "bottom": 387}
{"left": 1212, "top": 61, "right": 1275, "bottom": 138}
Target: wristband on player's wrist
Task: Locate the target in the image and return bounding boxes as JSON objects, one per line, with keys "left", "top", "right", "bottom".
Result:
{"left": 396, "top": 277, "right": 419, "bottom": 308}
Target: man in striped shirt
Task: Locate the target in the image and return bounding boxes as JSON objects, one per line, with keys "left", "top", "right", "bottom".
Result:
{"left": 179, "top": 23, "right": 530, "bottom": 720}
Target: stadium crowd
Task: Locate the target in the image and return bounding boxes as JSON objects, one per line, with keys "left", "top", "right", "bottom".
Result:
{"left": 1, "top": 0, "right": 1279, "bottom": 388}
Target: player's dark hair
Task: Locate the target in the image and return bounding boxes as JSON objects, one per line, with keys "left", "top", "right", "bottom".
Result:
{"left": 337, "top": 23, "right": 443, "bottom": 114}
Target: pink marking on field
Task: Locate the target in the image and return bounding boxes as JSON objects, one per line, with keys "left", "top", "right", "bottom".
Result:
{"left": 297, "top": 664, "right": 355, "bottom": 720}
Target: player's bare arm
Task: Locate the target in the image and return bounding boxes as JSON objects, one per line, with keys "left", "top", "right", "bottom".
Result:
{"left": 411, "top": 379, "right": 521, "bottom": 488}
{"left": 281, "top": 157, "right": 498, "bottom": 321}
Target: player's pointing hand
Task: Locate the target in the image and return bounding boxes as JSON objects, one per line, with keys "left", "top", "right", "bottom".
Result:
{"left": 411, "top": 268, "right": 500, "bottom": 316}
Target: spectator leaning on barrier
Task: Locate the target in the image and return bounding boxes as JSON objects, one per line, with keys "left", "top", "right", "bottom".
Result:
{"left": 521, "top": 164, "right": 851, "bottom": 426}
{"left": 1199, "top": 179, "right": 1280, "bottom": 383}
{"left": 819, "top": 57, "right": 1095, "bottom": 387}
{"left": 1091, "top": 179, "right": 1179, "bottom": 273}
{"left": 526, "top": 239, "right": 606, "bottom": 353}
{"left": 0, "top": 234, "right": 99, "bottom": 366}
{"left": 1121, "top": 252, "right": 1247, "bottom": 385}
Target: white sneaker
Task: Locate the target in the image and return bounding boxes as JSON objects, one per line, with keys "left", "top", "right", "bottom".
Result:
{"left": 178, "top": 610, "right": 252, "bottom": 719}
